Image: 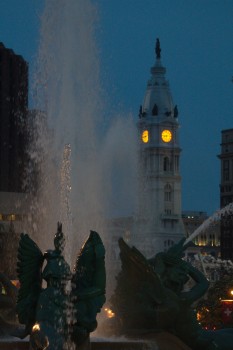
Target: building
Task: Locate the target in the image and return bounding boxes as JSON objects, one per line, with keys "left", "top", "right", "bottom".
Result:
{"left": 134, "top": 39, "right": 185, "bottom": 256}
{"left": 0, "top": 191, "right": 33, "bottom": 278}
{"left": 218, "top": 129, "right": 233, "bottom": 260}
{"left": 182, "top": 211, "right": 208, "bottom": 240}
{"left": 0, "top": 43, "right": 31, "bottom": 277}
{"left": 0, "top": 42, "right": 29, "bottom": 192}
{"left": 182, "top": 210, "right": 220, "bottom": 258}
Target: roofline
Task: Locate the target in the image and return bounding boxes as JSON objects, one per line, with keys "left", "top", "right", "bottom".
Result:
{"left": 221, "top": 128, "right": 233, "bottom": 133}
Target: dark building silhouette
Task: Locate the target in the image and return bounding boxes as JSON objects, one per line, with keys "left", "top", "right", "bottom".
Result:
{"left": 218, "top": 129, "right": 233, "bottom": 260}
{"left": 0, "top": 42, "right": 29, "bottom": 192}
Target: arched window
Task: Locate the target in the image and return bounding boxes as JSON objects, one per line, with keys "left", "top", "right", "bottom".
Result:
{"left": 164, "top": 239, "right": 174, "bottom": 251}
{"left": 163, "top": 157, "right": 170, "bottom": 171}
{"left": 164, "top": 183, "right": 172, "bottom": 202}
{"left": 152, "top": 103, "right": 158, "bottom": 116}
{"left": 175, "top": 156, "right": 179, "bottom": 171}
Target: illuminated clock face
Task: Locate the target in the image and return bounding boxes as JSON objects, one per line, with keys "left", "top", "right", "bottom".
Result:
{"left": 142, "top": 130, "right": 149, "bottom": 143}
{"left": 161, "top": 129, "right": 172, "bottom": 143}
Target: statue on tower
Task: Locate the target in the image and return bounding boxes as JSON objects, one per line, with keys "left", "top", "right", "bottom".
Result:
{"left": 174, "top": 105, "right": 179, "bottom": 118}
{"left": 155, "top": 38, "right": 161, "bottom": 59}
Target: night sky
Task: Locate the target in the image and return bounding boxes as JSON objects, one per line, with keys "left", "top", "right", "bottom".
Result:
{"left": 0, "top": 0, "right": 232, "bottom": 216}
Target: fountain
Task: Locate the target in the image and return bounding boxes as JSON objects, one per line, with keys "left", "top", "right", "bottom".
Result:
{"left": 1, "top": 0, "right": 233, "bottom": 349}
{"left": 29, "top": 0, "right": 137, "bottom": 271}
{"left": 0, "top": 0, "right": 139, "bottom": 349}
{"left": 106, "top": 238, "right": 233, "bottom": 350}
{"left": 30, "top": 0, "right": 108, "bottom": 252}
{"left": 15, "top": 222, "right": 106, "bottom": 350}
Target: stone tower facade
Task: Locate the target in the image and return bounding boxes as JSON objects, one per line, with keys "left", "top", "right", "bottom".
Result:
{"left": 135, "top": 39, "right": 184, "bottom": 257}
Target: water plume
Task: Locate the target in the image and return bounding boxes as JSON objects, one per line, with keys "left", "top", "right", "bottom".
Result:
{"left": 29, "top": 0, "right": 138, "bottom": 260}
{"left": 184, "top": 202, "right": 233, "bottom": 245}
{"left": 31, "top": 0, "right": 106, "bottom": 253}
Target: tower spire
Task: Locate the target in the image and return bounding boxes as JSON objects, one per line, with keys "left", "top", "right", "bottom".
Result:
{"left": 137, "top": 40, "right": 184, "bottom": 256}
{"left": 155, "top": 38, "right": 161, "bottom": 59}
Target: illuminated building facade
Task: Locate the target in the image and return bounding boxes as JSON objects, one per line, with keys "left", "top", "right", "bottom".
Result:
{"left": 0, "top": 191, "right": 32, "bottom": 277}
{"left": 182, "top": 211, "right": 208, "bottom": 242}
{"left": 219, "top": 129, "right": 233, "bottom": 260}
{"left": 135, "top": 39, "right": 184, "bottom": 256}
{"left": 182, "top": 211, "right": 220, "bottom": 258}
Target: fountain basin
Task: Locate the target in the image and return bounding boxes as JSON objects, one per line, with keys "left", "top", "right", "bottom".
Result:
{"left": 0, "top": 339, "right": 146, "bottom": 350}
{"left": 0, "top": 332, "right": 191, "bottom": 350}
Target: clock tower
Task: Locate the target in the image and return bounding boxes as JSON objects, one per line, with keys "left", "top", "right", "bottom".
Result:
{"left": 135, "top": 39, "right": 185, "bottom": 256}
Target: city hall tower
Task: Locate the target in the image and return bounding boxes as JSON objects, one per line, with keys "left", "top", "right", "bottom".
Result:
{"left": 136, "top": 39, "right": 184, "bottom": 256}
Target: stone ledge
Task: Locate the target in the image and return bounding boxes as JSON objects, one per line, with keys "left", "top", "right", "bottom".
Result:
{"left": 0, "top": 332, "right": 191, "bottom": 350}
{"left": 0, "top": 340, "right": 149, "bottom": 350}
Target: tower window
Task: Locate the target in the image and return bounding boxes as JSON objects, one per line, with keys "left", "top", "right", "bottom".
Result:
{"left": 164, "top": 183, "right": 172, "bottom": 201}
{"left": 223, "top": 160, "right": 230, "bottom": 181}
{"left": 164, "top": 239, "right": 174, "bottom": 251}
{"left": 163, "top": 157, "right": 170, "bottom": 171}
{"left": 175, "top": 156, "right": 179, "bottom": 171}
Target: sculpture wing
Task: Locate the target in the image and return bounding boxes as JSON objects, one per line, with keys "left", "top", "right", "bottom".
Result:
{"left": 72, "top": 231, "right": 106, "bottom": 335}
{"left": 118, "top": 238, "right": 166, "bottom": 304}
{"left": 17, "top": 233, "right": 44, "bottom": 333}
{"left": 109, "top": 238, "right": 167, "bottom": 332}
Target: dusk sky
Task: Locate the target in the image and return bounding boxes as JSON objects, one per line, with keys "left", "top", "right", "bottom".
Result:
{"left": 0, "top": 0, "right": 232, "bottom": 216}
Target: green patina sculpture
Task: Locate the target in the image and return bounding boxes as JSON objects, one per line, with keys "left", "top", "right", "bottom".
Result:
{"left": 110, "top": 238, "right": 233, "bottom": 350}
{"left": 16, "top": 222, "right": 106, "bottom": 349}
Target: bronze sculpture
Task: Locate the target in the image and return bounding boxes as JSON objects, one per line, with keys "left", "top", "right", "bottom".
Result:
{"left": 155, "top": 38, "right": 161, "bottom": 59}
{"left": 110, "top": 238, "right": 233, "bottom": 350}
{"left": 16, "top": 223, "right": 106, "bottom": 349}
